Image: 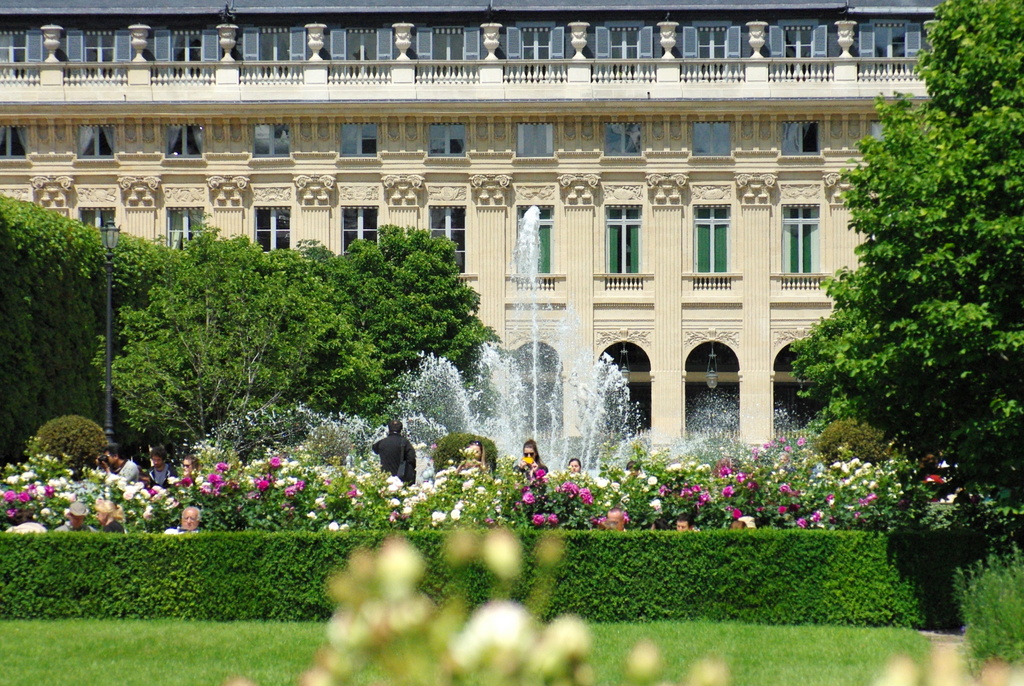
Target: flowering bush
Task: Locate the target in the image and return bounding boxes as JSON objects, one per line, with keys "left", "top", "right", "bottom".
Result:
{"left": 3, "top": 437, "right": 933, "bottom": 533}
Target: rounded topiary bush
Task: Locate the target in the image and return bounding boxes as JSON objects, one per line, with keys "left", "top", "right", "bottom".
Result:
{"left": 815, "top": 418, "right": 891, "bottom": 464}
{"left": 433, "top": 432, "right": 498, "bottom": 472}
{"left": 957, "top": 547, "right": 1024, "bottom": 668}
{"left": 30, "top": 414, "right": 106, "bottom": 476}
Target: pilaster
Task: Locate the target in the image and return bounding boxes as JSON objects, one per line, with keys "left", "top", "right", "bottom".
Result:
{"left": 383, "top": 174, "right": 424, "bottom": 227}
{"left": 559, "top": 173, "right": 599, "bottom": 340}
{"left": 207, "top": 175, "right": 250, "bottom": 237}
{"left": 295, "top": 174, "right": 336, "bottom": 249}
{"left": 471, "top": 174, "right": 512, "bottom": 336}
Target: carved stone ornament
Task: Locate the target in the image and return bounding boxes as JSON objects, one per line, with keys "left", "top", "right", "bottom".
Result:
{"left": 823, "top": 172, "right": 851, "bottom": 206}
{"left": 253, "top": 187, "right": 292, "bottom": 203}
{"left": 164, "top": 186, "right": 206, "bottom": 204}
{"left": 735, "top": 173, "right": 777, "bottom": 205}
{"left": 646, "top": 173, "right": 689, "bottom": 205}
{"left": 428, "top": 185, "right": 467, "bottom": 202}
{"left": 779, "top": 184, "right": 821, "bottom": 201}
{"left": 207, "top": 175, "right": 250, "bottom": 207}
{"left": 30, "top": 175, "right": 74, "bottom": 209}
{"left": 0, "top": 187, "right": 30, "bottom": 201}
{"left": 470, "top": 174, "right": 512, "bottom": 206}
{"left": 505, "top": 327, "right": 555, "bottom": 349}
{"left": 684, "top": 328, "right": 739, "bottom": 348}
{"left": 295, "top": 175, "right": 336, "bottom": 206}
{"left": 382, "top": 174, "right": 425, "bottom": 206}
{"left": 604, "top": 185, "right": 643, "bottom": 202}
{"left": 337, "top": 185, "right": 380, "bottom": 202}
{"left": 774, "top": 328, "right": 810, "bottom": 348}
{"left": 596, "top": 329, "right": 652, "bottom": 348}
{"left": 118, "top": 176, "right": 162, "bottom": 207}
{"left": 558, "top": 173, "right": 600, "bottom": 206}
{"left": 77, "top": 187, "right": 118, "bottom": 204}
{"left": 690, "top": 185, "right": 731, "bottom": 202}
{"left": 515, "top": 185, "right": 557, "bottom": 203}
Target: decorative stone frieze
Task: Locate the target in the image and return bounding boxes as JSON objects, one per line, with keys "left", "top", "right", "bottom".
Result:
{"left": 207, "top": 175, "right": 250, "bottom": 207}
{"left": 30, "top": 175, "right": 74, "bottom": 209}
{"left": 823, "top": 172, "right": 851, "bottom": 206}
{"left": 596, "top": 329, "right": 652, "bottom": 348}
{"left": 294, "top": 175, "right": 335, "bottom": 206}
{"left": 382, "top": 174, "right": 424, "bottom": 206}
{"left": 773, "top": 328, "right": 810, "bottom": 348}
{"left": 735, "top": 173, "right": 777, "bottom": 205}
{"left": 337, "top": 185, "right": 380, "bottom": 202}
{"left": 646, "top": 173, "right": 689, "bottom": 205}
{"left": 604, "top": 185, "right": 643, "bottom": 202}
{"left": 428, "top": 185, "right": 467, "bottom": 202}
{"left": 253, "top": 187, "right": 292, "bottom": 203}
{"left": 684, "top": 328, "right": 739, "bottom": 348}
{"left": 515, "top": 185, "right": 557, "bottom": 203}
{"left": 779, "top": 183, "right": 821, "bottom": 201}
{"left": 690, "top": 185, "right": 731, "bottom": 202}
{"left": 470, "top": 174, "right": 512, "bottom": 206}
{"left": 118, "top": 175, "right": 161, "bottom": 207}
{"left": 0, "top": 187, "right": 29, "bottom": 201}
{"left": 164, "top": 186, "right": 206, "bottom": 204}
{"left": 77, "top": 187, "right": 118, "bottom": 204}
{"left": 558, "top": 173, "right": 600, "bottom": 206}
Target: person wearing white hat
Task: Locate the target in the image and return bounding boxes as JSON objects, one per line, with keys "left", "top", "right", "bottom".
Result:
{"left": 54, "top": 501, "right": 97, "bottom": 532}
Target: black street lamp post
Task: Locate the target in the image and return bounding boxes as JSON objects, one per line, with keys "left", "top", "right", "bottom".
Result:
{"left": 101, "top": 220, "right": 121, "bottom": 444}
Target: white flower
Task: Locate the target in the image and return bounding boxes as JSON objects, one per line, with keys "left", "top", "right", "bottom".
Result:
{"left": 667, "top": 463, "right": 683, "bottom": 472}
{"left": 647, "top": 476, "right": 658, "bottom": 486}
{"left": 403, "top": 505, "right": 413, "bottom": 516}
{"left": 595, "top": 477, "right": 609, "bottom": 489}
{"left": 40, "top": 508, "right": 52, "bottom": 517}
{"left": 6, "top": 476, "right": 18, "bottom": 485}
{"left": 386, "top": 476, "right": 403, "bottom": 493}
{"left": 389, "top": 498, "right": 401, "bottom": 507}
{"left": 451, "top": 509, "right": 461, "bottom": 521}
{"left": 650, "top": 498, "right": 662, "bottom": 512}
{"left": 451, "top": 601, "right": 534, "bottom": 672}
{"left": 307, "top": 511, "right": 317, "bottom": 519}
{"left": 462, "top": 479, "right": 475, "bottom": 491}
{"left": 431, "top": 511, "right": 447, "bottom": 523}
{"left": 328, "top": 521, "right": 340, "bottom": 531}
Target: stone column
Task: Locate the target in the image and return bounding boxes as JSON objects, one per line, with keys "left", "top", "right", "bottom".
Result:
{"left": 207, "top": 175, "right": 249, "bottom": 237}
{"left": 383, "top": 174, "right": 424, "bottom": 228}
{"left": 735, "top": 173, "right": 777, "bottom": 442}
{"left": 558, "top": 174, "right": 599, "bottom": 341}
{"left": 119, "top": 175, "right": 162, "bottom": 241}
{"left": 824, "top": 172, "right": 856, "bottom": 271}
{"left": 295, "top": 174, "right": 336, "bottom": 248}
{"left": 471, "top": 175, "right": 512, "bottom": 335}
{"left": 647, "top": 173, "right": 689, "bottom": 437}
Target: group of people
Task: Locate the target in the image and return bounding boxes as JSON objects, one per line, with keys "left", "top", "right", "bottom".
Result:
{"left": 97, "top": 443, "right": 199, "bottom": 489}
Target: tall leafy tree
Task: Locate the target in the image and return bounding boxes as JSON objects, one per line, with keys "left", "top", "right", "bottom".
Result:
{"left": 794, "top": 0, "right": 1024, "bottom": 507}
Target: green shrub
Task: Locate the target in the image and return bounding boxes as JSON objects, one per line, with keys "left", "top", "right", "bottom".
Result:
{"left": 433, "top": 432, "right": 498, "bottom": 471}
{"left": 30, "top": 415, "right": 106, "bottom": 477}
{"left": 0, "top": 530, "right": 982, "bottom": 628}
{"left": 815, "top": 418, "right": 891, "bottom": 463}
{"left": 956, "top": 547, "right": 1024, "bottom": 667}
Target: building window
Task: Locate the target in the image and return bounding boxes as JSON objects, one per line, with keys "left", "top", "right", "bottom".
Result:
{"left": 609, "top": 27, "right": 640, "bottom": 59}
{"left": 605, "top": 122, "right": 642, "bottom": 156}
{"left": 255, "top": 207, "right": 290, "bottom": 251}
{"left": 781, "top": 121, "right": 819, "bottom": 155}
{"left": 692, "top": 122, "right": 730, "bottom": 156}
{"left": 167, "top": 208, "right": 203, "bottom": 249}
{"left": 430, "top": 206, "right": 466, "bottom": 272}
{"left": 348, "top": 29, "right": 377, "bottom": 60}
{"left": 694, "top": 206, "right": 730, "bottom": 273}
{"left": 784, "top": 26, "right": 814, "bottom": 58}
{"left": 873, "top": 23, "right": 906, "bottom": 58}
{"left": 79, "top": 125, "right": 115, "bottom": 158}
{"left": 697, "top": 27, "right": 727, "bottom": 59}
{"left": 342, "top": 207, "right": 378, "bottom": 252}
{"left": 0, "top": 32, "right": 27, "bottom": 62}
{"left": 254, "top": 124, "right": 290, "bottom": 157}
{"left": 869, "top": 121, "right": 884, "bottom": 140}
{"left": 341, "top": 123, "right": 377, "bottom": 156}
{"left": 258, "top": 28, "right": 289, "bottom": 61}
{"left": 433, "top": 27, "right": 464, "bottom": 60}
{"left": 172, "top": 31, "right": 202, "bottom": 61}
{"left": 606, "top": 206, "right": 641, "bottom": 274}
{"left": 80, "top": 208, "right": 116, "bottom": 228}
{"left": 84, "top": 32, "right": 116, "bottom": 62}
{"left": 166, "top": 125, "right": 203, "bottom": 157}
{"left": 517, "top": 123, "right": 554, "bottom": 157}
{"left": 517, "top": 206, "right": 553, "bottom": 274}
{"left": 429, "top": 123, "right": 466, "bottom": 157}
{"left": 522, "top": 26, "right": 551, "bottom": 60}
{"left": 783, "top": 206, "right": 820, "bottom": 273}
{"left": 0, "top": 126, "right": 26, "bottom": 157}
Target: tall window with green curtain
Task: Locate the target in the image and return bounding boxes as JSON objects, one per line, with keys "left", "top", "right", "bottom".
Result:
{"left": 517, "top": 206, "right": 553, "bottom": 273}
{"left": 782, "top": 206, "right": 820, "bottom": 273}
{"left": 694, "top": 206, "right": 730, "bottom": 273}
{"left": 607, "top": 206, "right": 641, "bottom": 274}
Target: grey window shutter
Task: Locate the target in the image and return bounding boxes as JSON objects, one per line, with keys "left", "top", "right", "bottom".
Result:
{"left": 726, "top": 26, "right": 741, "bottom": 58}
{"left": 416, "top": 27, "right": 433, "bottom": 59}
{"left": 551, "top": 26, "right": 565, "bottom": 59}
{"left": 202, "top": 30, "right": 220, "bottom": 61}
{"left": 330, "top": 29, "right": 347, "bottom": 60}
{"left": 859, "top": 25, "right": 874, "bottom": 57}
{"left": 115, "top": 30, "right": 131, "bottom": 61}
{"left": 290, "top": 26, "right": 306, "bottom": 60}
{"left": 639, "top": 26, "right": 654, "bottom": 58}
{"left": 906, "top": 23, "right": 922, "bottom": 56}
{"left": 464, "top": 26, "right": 480, "bottom": 60}
{"left": 812, "top": 24, "right": 827, "bottom": 57}
{"left": 377, "top": 27, "right": 392, "bottom": 59}
{"left": 682, "top": 26, "right": 697, "bottom": 58}
{"left": 242, "top": 28, "right": 259, "bottom": 61}
{"left": 154, "top": 29, "right": 171, "bottom": 61}
{"left": 506, "top": 26, "right": 522, "bottom": 59}
{"left": 595, "top": 26, "right": 610, "bottom": 59}
{"left": 66, "top": 30, "right": 84, "bottom": 62}
{"left": 26, "top": 30, "right": 44, "bottom": 62}
{"left": 768, "top": 25, "right": 783, "bottom": 58}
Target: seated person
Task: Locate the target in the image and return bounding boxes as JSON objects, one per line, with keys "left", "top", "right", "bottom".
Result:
{"left": 95, "top": 498, "right": 126, "bottom": 533}
{"left": 515, "top": 439, "right": 548, "bottom": 479}
{"left": 567, "top": 458, "right": 583, "bottom": 474}
{"left": 165, "top": 506, "right": 202, "bottom": 534}
{"left": 54, "top": 501, "right": 96, "bottom": 532}
{"left": 148, "top": 445, "right": 178, "bottom": 488}
{"left": 676, "top": 514, "right": 697, "bottom": 532}
{"left": 602, "top": 507, "right": 626, "bottom": 531}
{"left": 458, "top": 440, "right": 488, "bottom": 471}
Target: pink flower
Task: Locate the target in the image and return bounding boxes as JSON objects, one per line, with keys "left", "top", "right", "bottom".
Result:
{"left": 779, "top": 483, "right": 793, "bottom": 495}
{"left": 580, "top": 488, "right": 594, "bottom": 505}
{"left": 284, "top": 485, "right": 298, "bottom": 498}
{"left": 719, "top": 466, "right": 733, "bottom": 477}
{"left": 533, "top": 468, "right": 547, "bottom": 480}
{"left": 522, "top": 491, "right": 536, "bottom": 505}
{"left": 269, "top": 456, "right": 283, "bottom": 469}
{"left": 17, "top": 491, "right": 31, "bottom": 503}
{"left": 797, "top": 437, "right": 807, "bottom": 446}
{"left": 796, "top": 518, "right": 808, "bottom": 528}
{"left": 784, "top": 445, "right": 793, "bottom": 453}
{"left": 547, "top": 514, "right": 558, "bottom": 525}
{"left": 3, "top": 491, "right": 15, "bottom": 502}
{"left": 736, "top": 472, "right": 747, "bottom": 484}
{"left": 746, "top": 480, "right": 759, "bottom": 490}
{"left": 44, "top": 486, "right": 55, "bottom": 497}
{"left": 215, "top": 462, "right": 230, "bottom": 472}
{"left": 722, "top": 486, "right": 735, "bottom": 498}
{"left": 295, "top": 480, "right": 306, "bottom": 491}
{"left": 6, "top": 508, "right": 17, "bottom": 518}
{"left": 811, "top": 511, "right": 822, "bottom": 523}
{"left": 255, "top": 478, "right": 270, "bottom": 491}
{"left": 346, "top": 486, "right": 360, "bottom": 499}
{"left": 532, "top": 514, "right": 546, "bottom": 527}
{"left": 559, "top": 482, "right": 580, "bottom": 497}
{"left": 180, "top": 476, "right": 194, "bottom": 487}
{"left": 826, "top": 493, "right": 835, "bottom": 505}
{"left": 779, "top": 506, "right": 787, "bottom": 514}
{"left": 731, "top": 508, "right": 742, "bottom": 519}
{"left": 207, "top": 473, "right": 224, "bottom": 486}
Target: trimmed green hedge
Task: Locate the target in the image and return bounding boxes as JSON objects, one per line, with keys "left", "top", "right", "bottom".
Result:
{"left": 0, "top": 530, "right": 983, "bottom": 628}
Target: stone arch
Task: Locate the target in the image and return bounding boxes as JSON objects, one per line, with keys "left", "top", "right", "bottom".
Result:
{"left": 684, "top": 341, "right": 740, "bottom": 437}
{"left": 772, "top": 344, "right": 822, "bottom": 434}
{"left": 599, "top": 341, "right": 652, "bottom": 430}
{"left": 511, "top": 341, "right": 563, "bottom": 439}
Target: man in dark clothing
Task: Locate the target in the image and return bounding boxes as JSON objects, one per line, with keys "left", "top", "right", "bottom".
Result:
{"left": 373, "top": 420, "right": 417, "bottom": 484}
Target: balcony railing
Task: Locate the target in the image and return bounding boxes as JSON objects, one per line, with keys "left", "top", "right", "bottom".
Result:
{"left": 599, "top": 274, "right": 652, "bottom": 293}
{"left": 63, "top": 65, "right": 127, "bottom": 87}
{"left": 689, "top": 274, "right": 738, "bottom": 291}
{"left": 767, "top": 59, "right": 834, "bottom": 83}
{"left": 775, "top": 274, "right": 827, "bottom": 291}
{"left": 856, "top": 58, "right": 918, "bottom": 83}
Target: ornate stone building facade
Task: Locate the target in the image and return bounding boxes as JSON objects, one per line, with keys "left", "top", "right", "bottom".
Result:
{"left": 0, "top": 0, "right": 936, "bottom": 441}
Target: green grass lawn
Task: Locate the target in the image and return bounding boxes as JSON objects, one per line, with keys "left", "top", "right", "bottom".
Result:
{"left": 0, "top": 619, "right": 932, "bottom": 686}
